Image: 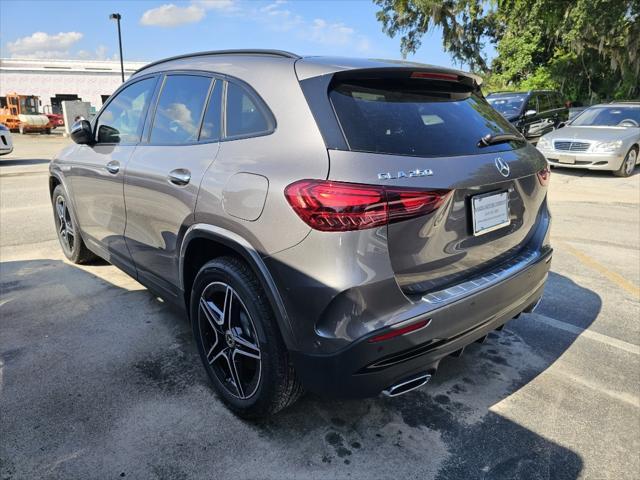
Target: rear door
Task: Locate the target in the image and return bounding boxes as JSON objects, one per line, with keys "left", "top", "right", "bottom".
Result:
{"left": 66, "top": 76, "right": 157, "bottom": 274}
{"left": 325, "top": 72, "right": 548, "bottom": 295}
{"left": 123, "top": 73, "right": 222, "bottom": 298}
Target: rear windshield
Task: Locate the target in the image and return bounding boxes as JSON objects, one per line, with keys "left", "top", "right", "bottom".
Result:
{"left": 330, "top": 80, "right": 522, "bottom": 157}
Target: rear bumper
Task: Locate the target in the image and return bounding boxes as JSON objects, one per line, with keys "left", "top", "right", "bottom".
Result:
{"left": 290, "top": 247, "right": 552, "bottom": 397}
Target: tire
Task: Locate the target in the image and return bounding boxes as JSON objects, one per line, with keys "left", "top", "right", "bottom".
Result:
{"left": 51, "top": 185, "right": 96, "bottom": 264}
{"left": 190, "top": 256, "right": 302, "bottom": 418}
{"left": 614, "top": 147, "right": 638, "bottom": 177}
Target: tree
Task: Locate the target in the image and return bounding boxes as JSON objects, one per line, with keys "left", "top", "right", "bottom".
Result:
{"left": 374, "top": 0, "right": 497, "bottom": 71}
{"left": 374, "top": 0, "right": 640, "bottom": 101}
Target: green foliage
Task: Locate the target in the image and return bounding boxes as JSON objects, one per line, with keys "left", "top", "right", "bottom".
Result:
{"left": 374, "top": 0, "right": 640, "bottom": 102}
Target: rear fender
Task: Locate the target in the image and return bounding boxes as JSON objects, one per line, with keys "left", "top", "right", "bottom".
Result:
{"left": 179, "top": 224, "right": 297, "bottom": 350}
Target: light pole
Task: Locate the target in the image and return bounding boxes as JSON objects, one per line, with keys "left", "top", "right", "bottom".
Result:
{"left": 109, "top": 13, "right": 124, "bottom": 83}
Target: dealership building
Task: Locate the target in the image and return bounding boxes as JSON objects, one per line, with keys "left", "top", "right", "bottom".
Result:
{"left": 0, "top": 57, "right": 148, "bottom": 114}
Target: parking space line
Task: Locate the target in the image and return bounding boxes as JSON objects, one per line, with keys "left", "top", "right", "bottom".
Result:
{"left": 530, "top": 313, "right": 640, "bottom": 355}
{"left": 558, "top": 240, "right": 640, "bottom": 299}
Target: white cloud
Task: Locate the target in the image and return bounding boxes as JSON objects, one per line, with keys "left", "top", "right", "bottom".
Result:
{"left": 6, "top": 31, "right": 83, "bottom": 57}
{"left": 256, "top": 2, "right": 371, "bottom": 52}
{"left": 307, "top": 19, "right": 355, "bottom": 46}
{"left": 194, "top": 0, "right": 238, "bottom": 11}
{"left": 140, "top": 4, "right": 206, "bottom": 27}
{"left": 258, "top": 1, "right": 303, "bottom": 32}
{"left": 139, "top": 0, "right": 371, "bottom": 52}
{"left": 77, "top": 45, "right": 114, "bottom": 61}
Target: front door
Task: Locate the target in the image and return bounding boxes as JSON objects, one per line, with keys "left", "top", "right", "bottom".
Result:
{"left": 66, "top": 76, "right": 157, "bottom": 274}
{"left": 124, "top": 74, "right": 223, "bottom": 297}
{"left": 522, "top": 94, "right": 545, "bottom": 138}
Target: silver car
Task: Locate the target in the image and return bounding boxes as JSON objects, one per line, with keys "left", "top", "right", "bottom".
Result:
{"left": 536, "top": 102, "right": 640, "bottom": 176}
{"left": 49, "top": 50, "right": 552, "bottom": 417}
{"left": 0, "top": 123, "right": 13, "bottom": 156}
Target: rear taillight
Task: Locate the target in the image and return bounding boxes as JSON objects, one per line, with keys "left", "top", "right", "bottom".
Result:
{"left": 284, "top": 179, "right": 450, "bottom": 232}
{"left": 537, "top": 166, "right": 551, "bottom": 186}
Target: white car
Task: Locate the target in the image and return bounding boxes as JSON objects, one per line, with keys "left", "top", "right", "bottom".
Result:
{"left": 536, "top": 102, "right": 640, "bottom": 177}
{"left": 0, "top": 123, "right": 14, "bottom": 156}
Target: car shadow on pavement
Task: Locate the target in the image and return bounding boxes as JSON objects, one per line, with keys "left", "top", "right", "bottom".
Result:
{"left": 0, "top": 261, "right": 599, "bottom": 479}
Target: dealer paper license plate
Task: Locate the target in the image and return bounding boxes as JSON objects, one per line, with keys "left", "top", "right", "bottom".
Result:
{"left": 472, "top": 191, "right": 510, "bottom": 236}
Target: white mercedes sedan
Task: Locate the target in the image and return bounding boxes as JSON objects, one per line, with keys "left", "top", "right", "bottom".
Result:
{"left": 536, "top": 102, "right": 639, "bottom": 177}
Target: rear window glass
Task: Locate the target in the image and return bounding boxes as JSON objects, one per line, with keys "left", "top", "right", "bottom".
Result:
{"left": 225, "top": 82, "right": 272, "bottom": 138}
{"left": 331, "top": 81, "right": 521, "bottom": 157}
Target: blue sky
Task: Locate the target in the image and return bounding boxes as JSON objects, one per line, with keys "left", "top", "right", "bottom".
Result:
{"left": 0, "top": 0, "right": 493, "bottom": 69}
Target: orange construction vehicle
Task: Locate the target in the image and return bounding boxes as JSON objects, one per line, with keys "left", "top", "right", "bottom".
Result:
{"left": 0, "top": 93, "right": 52, "bottom": 134}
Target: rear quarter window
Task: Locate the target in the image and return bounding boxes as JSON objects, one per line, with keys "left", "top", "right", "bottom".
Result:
{"left": 329, "top": 80, "right": 522, "bottom": 157}
{"left": 225, "top": 82, "right": 273, "bottom": 139}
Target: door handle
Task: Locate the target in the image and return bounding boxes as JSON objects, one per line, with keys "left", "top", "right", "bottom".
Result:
{"left": 168, "top": 169, "right": 191, "bottom": 186}
{"left": 105, "top": 161, "right": 120, "bottom": 174}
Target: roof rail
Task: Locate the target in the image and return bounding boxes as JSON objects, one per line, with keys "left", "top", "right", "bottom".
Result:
{"left": 134, "top": 49, "right": 300, "bottom": 75}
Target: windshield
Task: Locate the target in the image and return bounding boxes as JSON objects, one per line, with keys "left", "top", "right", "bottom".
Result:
{"left": 571, "top": 106, "right": 640, "bottom": 127}
{"left": 487, "top": 95, "right": 526, "bottom": 117}
{"left": 19, "top": 97, "right": 39, "bottom": 115}
{"left": 330, "top": 81, "right": 521, "bottom": 157}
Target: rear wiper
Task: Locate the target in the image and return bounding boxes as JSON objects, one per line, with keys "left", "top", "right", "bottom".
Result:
{"left": 478, "top": 133, "right": 524, "bottom": 147}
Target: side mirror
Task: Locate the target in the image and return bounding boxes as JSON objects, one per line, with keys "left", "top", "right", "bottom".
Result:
{"left": 524, "top": 109, "right": 537, "bottom": 118}
{"left": 70, "top": 120, "right": 93, "bottom": 145}
{"left": 557, "top": 122, "right": 566, "bottom": 129}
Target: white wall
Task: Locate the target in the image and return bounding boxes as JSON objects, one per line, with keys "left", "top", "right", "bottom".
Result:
{"left": 1, "top": 70, "right": 127, "bottom": 111}
{"left": 0, "top": 58, "right": 147, "bottom": 112}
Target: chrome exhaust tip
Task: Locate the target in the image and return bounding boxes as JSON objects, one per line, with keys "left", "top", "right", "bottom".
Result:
{"left": 524, "top": 297, "right": 543, "bottom": 313}
{"left": 382, "top": 373, "right": 432, "bottom": 397}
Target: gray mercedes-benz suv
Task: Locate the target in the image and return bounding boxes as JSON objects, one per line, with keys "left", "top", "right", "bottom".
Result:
{"left": 50, "top": 50, "right": 552, "bottom": 417}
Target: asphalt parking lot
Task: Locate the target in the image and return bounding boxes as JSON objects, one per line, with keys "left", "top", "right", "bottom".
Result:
{"left": 1, "top": 133, "right": 639, "bottom": 480}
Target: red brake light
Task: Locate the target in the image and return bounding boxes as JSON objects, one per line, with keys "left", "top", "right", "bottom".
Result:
{"left": 410, "top": 71, "right": 459, "bottom": 81}
{"left": 537, "top": 166, "right": 551, "bottom": 186}
{"left": 368, "top": 319, "right": 430, "bottom": 343}
{"left": 284, "top": 179, "right": 450, "bottom": 232}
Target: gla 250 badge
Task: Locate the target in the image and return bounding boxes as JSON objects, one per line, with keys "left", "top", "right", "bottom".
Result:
{"left": 377, "top": 168, "right": 434, "bottom": 180}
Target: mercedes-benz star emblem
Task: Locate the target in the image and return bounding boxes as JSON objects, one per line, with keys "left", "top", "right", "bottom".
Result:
{"left": 495, "top": 157, "right": 510, "bottom": 177}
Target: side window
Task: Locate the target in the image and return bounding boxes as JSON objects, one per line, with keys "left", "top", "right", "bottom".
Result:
{"left": 539, "top": 94, "right": 552, "bottom": 112}
{"left": 526, "top": 95, "right": 539, "bottom": 113}
{"left": 96, "top": 77, "right": 156, "bottom": 144}
{"left": 150, "top": 75, "right": 212, "bottom": 145}
{"left": 199, "top": 80, "right": 223, "bottom": 142}
{"left": 556, "top": 93, "right": 565, "bottom": 109}
{"left": 225, "top": 82, "right": 272, "bottom": 138}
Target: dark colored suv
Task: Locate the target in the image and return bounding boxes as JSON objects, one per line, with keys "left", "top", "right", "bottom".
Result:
{"left": 50, "top": 50, "right": 552, "bottom": 417}
{"left": 487, "top": 90, "right": 569, "bottom": 140}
